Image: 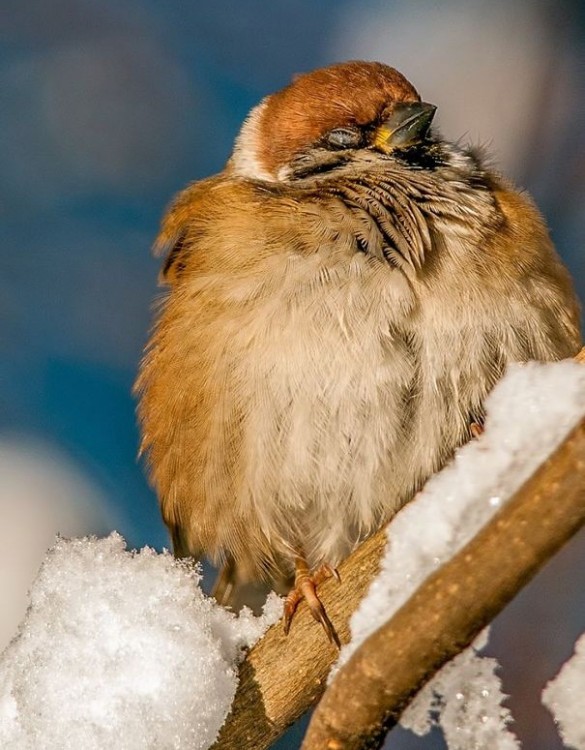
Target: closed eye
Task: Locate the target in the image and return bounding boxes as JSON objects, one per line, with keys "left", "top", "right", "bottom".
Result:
{"left": 324, "top": 126, "right": 364, "bottom": 150}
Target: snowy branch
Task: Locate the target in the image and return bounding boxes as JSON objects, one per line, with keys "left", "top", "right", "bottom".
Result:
{"left": 212, "top": 527, "right": 387, "bottom": 750}
{"left": 215, "top": 352, "right": 585, "bottom": 750}
{"left": 301, "top": 415, "right": 585, "bottom": 749}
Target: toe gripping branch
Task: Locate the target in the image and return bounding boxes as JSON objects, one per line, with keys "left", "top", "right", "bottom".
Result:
{"left": 283, "top": 557, "right": 341, "bottom": 648}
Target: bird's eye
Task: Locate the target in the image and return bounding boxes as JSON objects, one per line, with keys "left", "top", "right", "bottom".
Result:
{"left": 324, "top": 127, "right": 363, "bottom": 150}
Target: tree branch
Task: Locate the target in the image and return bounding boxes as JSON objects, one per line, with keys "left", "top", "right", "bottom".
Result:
{"left": 301, "top": 415, "right": 585, "bottom": 750}
{"left": 213, "top": 526, "right": 387, "bottom": 750}
{"left": 213, "top": 350, "right": 585, "bottom": 750}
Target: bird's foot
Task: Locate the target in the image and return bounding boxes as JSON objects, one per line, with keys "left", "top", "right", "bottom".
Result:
{"left": 470, "top": 422, "right": 484, "bottom": 438}
{"left": 470, "top": 415, "right": 485, "bottom": 439}
{"left": 283, "top": 558, "right": 341, "bottom": 648}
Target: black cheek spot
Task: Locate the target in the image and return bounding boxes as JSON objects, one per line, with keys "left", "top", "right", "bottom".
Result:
{"left": 393, "top": 142, "right": 443, "bottom": 171}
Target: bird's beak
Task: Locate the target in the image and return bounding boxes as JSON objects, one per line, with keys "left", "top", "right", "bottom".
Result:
{"left": 373, "top": 101, "right": 437, "bottom": 153}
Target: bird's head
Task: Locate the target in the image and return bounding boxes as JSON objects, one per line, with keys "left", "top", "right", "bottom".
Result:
{"left": 230, "top": 61, "right": 439, "bottom": 183}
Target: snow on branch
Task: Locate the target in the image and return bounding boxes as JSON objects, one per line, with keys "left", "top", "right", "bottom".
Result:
{"left": 0, "top": 534, "right": 282, "bottom": 750}
{"left": 399, "top": 629, "right": 519, "bottom": 748}
{"left": 543, "top": 633, "right": 585, "bottom": 750}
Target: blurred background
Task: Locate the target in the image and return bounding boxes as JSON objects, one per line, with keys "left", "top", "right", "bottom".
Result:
{"left": 1, "top": 1, "right": 584, "bottom": 747}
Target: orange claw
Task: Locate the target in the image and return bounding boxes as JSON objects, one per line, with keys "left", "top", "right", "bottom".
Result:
{"left": 283, "top": 558, "right": 341, "bottom": 648}
{"left": 470, "top": 422, "right": 484, "bottom": 439}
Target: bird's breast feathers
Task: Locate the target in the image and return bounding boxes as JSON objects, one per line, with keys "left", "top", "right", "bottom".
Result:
{"left": 139, "top": 171, "right": 578, "bottom": 573}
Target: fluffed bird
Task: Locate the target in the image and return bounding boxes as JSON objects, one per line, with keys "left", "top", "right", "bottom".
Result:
{"left": 135, "top": 61, "right": 581, "bottom": 645}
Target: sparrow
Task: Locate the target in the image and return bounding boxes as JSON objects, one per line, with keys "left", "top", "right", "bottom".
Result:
{"left": 135, "top": 61, "right": 581, "bottom": 645}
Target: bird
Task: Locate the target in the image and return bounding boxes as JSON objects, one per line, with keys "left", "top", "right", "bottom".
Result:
{"left": 135, "top": 61, "right": 581, "bottom": 645}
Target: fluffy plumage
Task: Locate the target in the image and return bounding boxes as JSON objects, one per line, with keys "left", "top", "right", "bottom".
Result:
{"left": 136, "top": 61, "right": 580, "bottom": 602}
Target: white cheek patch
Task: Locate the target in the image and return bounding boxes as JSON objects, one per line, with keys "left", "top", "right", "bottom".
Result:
{"left": 231, "top": 99, "right": 277, "bottom": 182}
{"left": 276, "top": 164, "right": 293, "bottom": 181}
